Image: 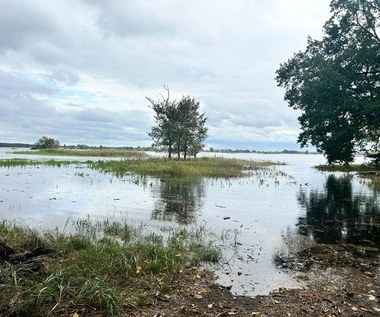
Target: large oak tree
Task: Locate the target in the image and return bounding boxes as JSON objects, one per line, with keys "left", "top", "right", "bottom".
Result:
{"left": 276, "top": 0, "right": 380, "bottom": 164}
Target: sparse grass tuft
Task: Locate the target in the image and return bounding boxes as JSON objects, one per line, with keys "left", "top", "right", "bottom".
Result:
{"left": 0, "top": 219, "right": 222, "bottom": 316}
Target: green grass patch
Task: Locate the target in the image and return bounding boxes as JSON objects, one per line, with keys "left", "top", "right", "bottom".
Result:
{"left": 0, "top": 219, "right": 223, "bottom": 316}
{"left": 14, "top": 148, "right": 148, "bottom": 158}
{"left": 90, "top": 156, "right": 282, "bottom": 178}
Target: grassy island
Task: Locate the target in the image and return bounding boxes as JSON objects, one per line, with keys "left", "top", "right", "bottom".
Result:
{"left": 89, "top": 157, "right": 282, "bottom": 178}
{"left": 1, "top": 154, "right": 283, "bottom": 179}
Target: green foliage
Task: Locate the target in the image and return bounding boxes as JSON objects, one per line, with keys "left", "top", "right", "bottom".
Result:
{"left": 34, "top": 136, "right": 60, "bottom": 149}
{"left": 276, "top": 0, "right": 380, "bottom": 165}
{"left": 147, "top": 87, "right": 208, "bottom": 159}
{"left": 0, "top": 219, "right": 223, "bottom": 316}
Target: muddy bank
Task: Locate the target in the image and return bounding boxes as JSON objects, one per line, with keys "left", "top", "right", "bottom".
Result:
{"left": 132, "top": 242, "right": 380, "bottom": 317}
{"left": 0, "top": 240, "right": 379, "bottom": 316}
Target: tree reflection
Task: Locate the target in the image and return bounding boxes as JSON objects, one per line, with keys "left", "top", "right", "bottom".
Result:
{"left": 151, "top": 178, "right": 205, "bottom": 225}
{"left": 297, "top": 175, "right": 380, "bottom": 245}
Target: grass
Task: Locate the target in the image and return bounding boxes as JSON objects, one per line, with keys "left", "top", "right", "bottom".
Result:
{"left": 14, "top": 148, "right": 148, "bottom": 158}
{"left": 0, "top": 218, "right": 223, "bottom": 316}
{"left": 90, "top": 156, "right": 282, "bottom": 178}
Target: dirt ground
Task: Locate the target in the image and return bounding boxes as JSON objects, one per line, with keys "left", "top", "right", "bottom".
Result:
{"left": 130, "top": 243, "right": 380, "bottom": 317}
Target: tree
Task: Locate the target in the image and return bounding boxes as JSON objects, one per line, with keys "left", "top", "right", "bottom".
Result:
{"left": 147, "top": 88, "right": 208, "bottom": 159}
{"left": 147, "top": 87, "right": 177, "bottom": 159}
{"left": 175, "top": 96, "right": 208, "bottom": 159}
{"left": 34, "top": 136, "right": 60, "bottom": 149}
{"left": 276, "top": 0, "right": 380, "bottom": 164}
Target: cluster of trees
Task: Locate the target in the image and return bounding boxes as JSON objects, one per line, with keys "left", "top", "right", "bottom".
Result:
{"left": 147, "top": 88, "right": 208, "bottom": 159}
{"left": 33, "top": 136, "right": 60, "bottom": 149}
{"left": 276, "top": 0, "right": 380, "bottom": 165}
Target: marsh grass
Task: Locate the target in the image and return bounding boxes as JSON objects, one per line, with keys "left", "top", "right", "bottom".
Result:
{"left": 90, "top": 156, "right": 282, "bottom": 178}
{"left": 0, "top": 219, "right": 223, "bottom": 316}
{"left": 14, "top": 148, "right": 148, "bottom": 158}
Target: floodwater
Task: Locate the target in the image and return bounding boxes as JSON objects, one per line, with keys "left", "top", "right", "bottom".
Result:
{"left": 0, "top": 148, "right": 379, "bottom": 296}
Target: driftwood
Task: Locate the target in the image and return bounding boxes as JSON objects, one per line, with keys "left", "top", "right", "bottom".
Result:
{"left": 0, "top": 242, "right": 53, "bottom": 264}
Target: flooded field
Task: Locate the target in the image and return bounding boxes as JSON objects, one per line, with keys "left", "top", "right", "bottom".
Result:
{"left": 0, "top": 148, "right": 379, "bottom": 297}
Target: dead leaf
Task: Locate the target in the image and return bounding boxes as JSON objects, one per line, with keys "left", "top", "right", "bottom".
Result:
{"left": 136, "top": 266, "right": 142, "bottom": 274}
{"left": 199, "top": 287, "right": 208, "bottom": 294}
{"left": 73, "top": 313, "right": 79, "bottom": 317}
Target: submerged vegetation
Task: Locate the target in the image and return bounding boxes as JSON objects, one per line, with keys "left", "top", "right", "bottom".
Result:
{"left": 90, "top": 157, "right": 283, "bottom": 178}
{"left": 14, "top": 148, "right": 148, "bottom": 158}
{"left": 0, "top": 219, "right": 223, "bottom": 316}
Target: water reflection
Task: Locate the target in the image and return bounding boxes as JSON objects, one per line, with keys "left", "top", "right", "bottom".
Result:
{"left": 151, "top": 178, "right": 205, "bottom": 224}
{"left": 297, "top": 174, "right": 380, "bottom": 245}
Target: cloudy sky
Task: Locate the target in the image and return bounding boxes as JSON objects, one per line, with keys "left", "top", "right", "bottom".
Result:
{"left": 0, "top": 0, "right": 332, "bottom": 150}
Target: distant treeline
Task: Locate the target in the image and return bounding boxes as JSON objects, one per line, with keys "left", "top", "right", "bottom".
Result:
{"left": 0, "top": 142, "right": 315, "bottom": 154}
{"left": 207, "top": 148, "right": 316, "bottom": 154}
{"left": 0, "top": 142, "right": 32, "bottom": 148}
{"left": 0, "top": 142, "right": 155, "bottom": 151}
{"left": 61, "top": 144, "right": 155, "bottom": 151}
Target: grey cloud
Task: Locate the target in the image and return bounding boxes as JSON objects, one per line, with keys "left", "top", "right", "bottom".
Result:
{"left": 83, "top": 0, "right": 175, "bottom": 38}
{"left": 0, "top": 1, "right": 56, "bottom": 53}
